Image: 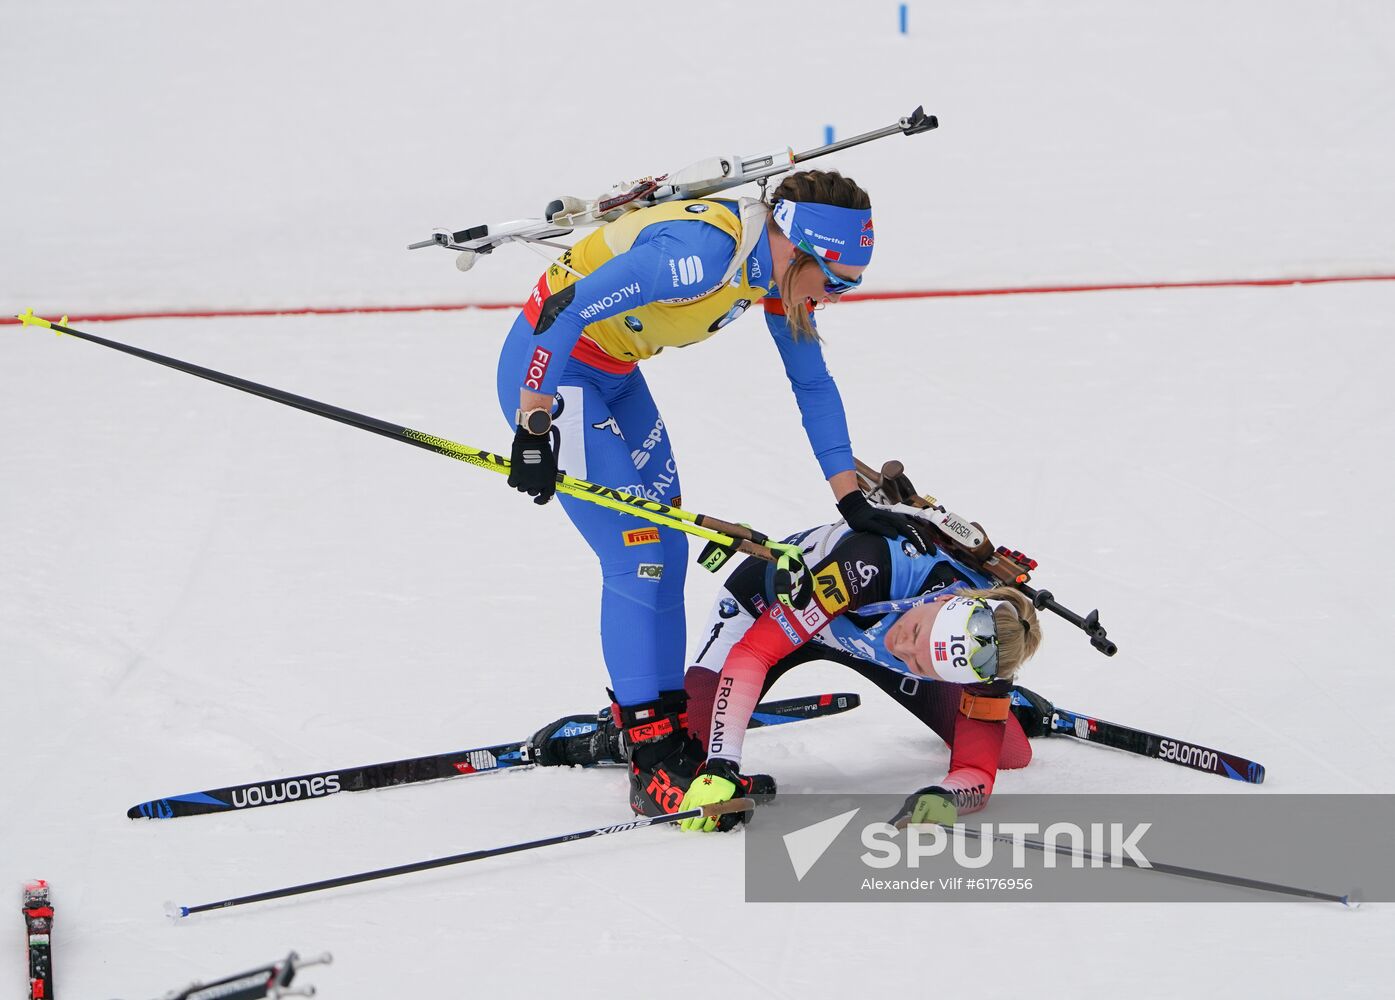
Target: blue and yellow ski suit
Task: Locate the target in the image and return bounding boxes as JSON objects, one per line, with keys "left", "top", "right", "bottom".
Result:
{"left": 495, "top": 198, "right": 855, "bottom": 705}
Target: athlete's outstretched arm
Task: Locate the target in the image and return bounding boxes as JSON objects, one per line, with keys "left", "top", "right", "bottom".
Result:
{"left": 762, "top": 303, "right": 856, "bottom": 494}
{"left": 935, "top": 711, "right": 1010, "bottom": 816}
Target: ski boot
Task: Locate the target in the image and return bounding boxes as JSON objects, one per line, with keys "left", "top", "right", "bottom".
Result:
{"left": 1009, "top": 684, "right": 1056, "bottom": 738}
{"left": 526, "top": 711, "right": 624, "bottom": 767}
{"left": 621, "top": 690, "right": 707, "bottom": 816}
{"left": 623, "top": 690, "right": 775, "bottom": 818}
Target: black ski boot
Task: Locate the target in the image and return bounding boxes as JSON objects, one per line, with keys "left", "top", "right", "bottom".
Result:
{"left": 622, "top": 690, "right": 709, "bottom": 816}
{"left": 624, "top": 690, "right": 777, "bottom": 817}
{"left": 526, "top": 712, "right": 623, "bottom": 767}
{"left": 1009, "top": 684, "right": 1056, "bottom": 738}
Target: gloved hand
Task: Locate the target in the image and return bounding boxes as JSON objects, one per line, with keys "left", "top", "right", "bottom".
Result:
{"left": 679, "top": 758, "right": 770, "bottom": 832}
{"left": 507, "top": 424, "right": 556, "bottom": 505}
{"left": 891, "top": 785, "right": 958, "bottom": 828}
{"left": 773, "top": 546, "right": 813, "bottom": 610}
{"left": 837, "top": 490, "right": 933, "bottom": 554}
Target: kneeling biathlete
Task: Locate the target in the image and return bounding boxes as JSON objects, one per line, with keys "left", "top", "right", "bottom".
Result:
{"left": 528, "top": 500, "right": 1051, "bottom": 830}
{"left": 675, "top": 512, "right": 1045, "bottom": 831}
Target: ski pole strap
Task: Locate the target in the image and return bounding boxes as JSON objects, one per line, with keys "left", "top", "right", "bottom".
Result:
{"left": 773, "top": 542, "right": 813, "bottom": 609}
{"left": 696, "top": 522, "right": 770, "bottom": 573}
{"left": 697, "top": 538, "right": 738, "bottom": 572}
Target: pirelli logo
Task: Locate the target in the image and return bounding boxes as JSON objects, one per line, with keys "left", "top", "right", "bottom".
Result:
{"left": 813, "top": 564, "right": 850, "bottom": 613}
{"left": 624, "top": 527, "right": 661, "bottom": 546}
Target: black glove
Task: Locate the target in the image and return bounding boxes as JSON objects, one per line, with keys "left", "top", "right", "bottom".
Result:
{"left": 837, "top": 490, "right": 933, "bottom": 553}
{"left": 508, "top": 424, "right": 557, "bottom": 505}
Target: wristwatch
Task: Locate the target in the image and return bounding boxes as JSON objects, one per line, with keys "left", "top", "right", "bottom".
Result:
{"left": 516, "top": 407, "right": 553, "bottom": 436}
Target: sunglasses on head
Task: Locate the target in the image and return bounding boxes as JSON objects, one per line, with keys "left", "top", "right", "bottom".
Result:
{"left": 797, "top": 240, "right": 863, "bottom": 296}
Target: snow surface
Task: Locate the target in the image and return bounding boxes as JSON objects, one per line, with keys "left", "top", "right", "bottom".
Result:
{"left": 3, "top": 2, "right": 1394, "bottom": 998}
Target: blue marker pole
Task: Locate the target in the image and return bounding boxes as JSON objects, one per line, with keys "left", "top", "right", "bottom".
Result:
{"left": 899, "top": 3, "right": 908, "bottom": 34}
{"left": 824, "top": 125, "right": 835, "bottom": 145}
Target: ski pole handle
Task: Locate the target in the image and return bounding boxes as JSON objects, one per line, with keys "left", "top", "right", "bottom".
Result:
{"left": 703, "top": 797, "right": 757, "bottom": 819}
{"left": 691, "top": 516, "right": 806, "bottom": 573}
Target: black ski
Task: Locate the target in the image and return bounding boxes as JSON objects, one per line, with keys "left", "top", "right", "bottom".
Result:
{"left": 821, "top": 650, "right": 1264, "bottom": 784}
{"left": 128, "top": 692, "right": 860, "bottom": 820}
{"left": 1044, "top": 702, "right": 1265, "bottom": 783}
{"left": 22, "top": 881, "right": 53, "bottom": 1000}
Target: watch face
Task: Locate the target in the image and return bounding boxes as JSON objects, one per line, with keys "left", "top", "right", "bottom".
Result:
{"left": 524, "top": 410, "right": 552, "bottom": 435}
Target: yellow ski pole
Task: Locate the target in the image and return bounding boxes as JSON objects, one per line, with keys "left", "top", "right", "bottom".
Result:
{"left": 16, "top": 310, "right": 804, "bottom": 576}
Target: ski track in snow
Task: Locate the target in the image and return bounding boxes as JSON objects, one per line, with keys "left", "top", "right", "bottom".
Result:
{"left": 4, "top": 1, "right": 1395, "bottom": 997}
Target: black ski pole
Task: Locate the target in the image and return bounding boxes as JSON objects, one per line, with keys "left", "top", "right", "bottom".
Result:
{"left": 937, "top": 825, "right": 1355, "bottom": 906}
{"left": 175, "top": 798, "right": 755, "bottom": 915}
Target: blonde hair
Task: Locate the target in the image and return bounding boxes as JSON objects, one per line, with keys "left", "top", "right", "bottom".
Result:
{"left": 960, "top": 586, "right": 1041, "bottom": 681}
{"left": 766, "top": 169, "right": 871, "bottom": 342}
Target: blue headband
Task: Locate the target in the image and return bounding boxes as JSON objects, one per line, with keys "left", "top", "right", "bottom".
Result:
{"left": 771, "top": 199, "right": 875, "bottom": 267}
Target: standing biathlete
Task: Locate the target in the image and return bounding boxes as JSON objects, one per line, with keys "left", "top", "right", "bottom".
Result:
{"left": 496, "top": 170, "right": 926, "bottom": 816}
{"left": 673, "top": 514, "right": 1045, "bottom": 831}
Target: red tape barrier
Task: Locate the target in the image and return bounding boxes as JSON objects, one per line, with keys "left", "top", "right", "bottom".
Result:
{"left": 6, "top": 273, "right": 1394, "bottom": 325}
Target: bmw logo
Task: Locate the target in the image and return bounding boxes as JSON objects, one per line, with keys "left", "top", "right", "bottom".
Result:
{"left": 707, "top": 298, "right": 752, "bottom": 334}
